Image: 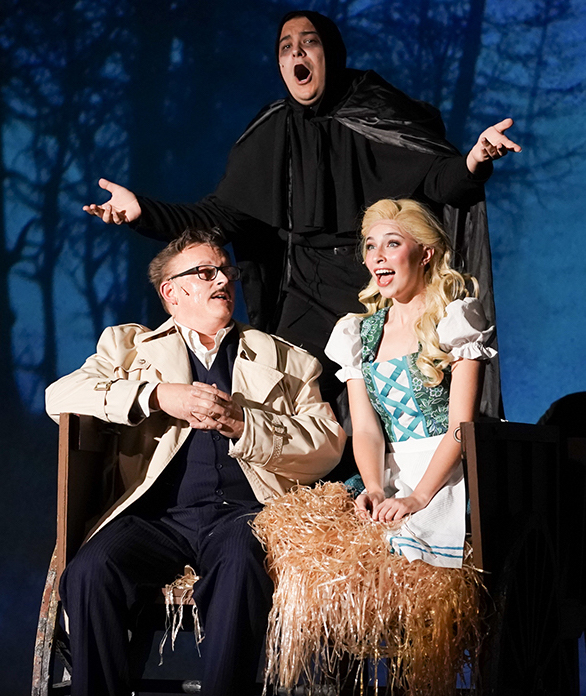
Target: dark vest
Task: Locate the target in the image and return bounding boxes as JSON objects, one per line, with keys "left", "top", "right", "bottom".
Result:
{"left": 148, "top": 328, "right": 258, "bottom": 520}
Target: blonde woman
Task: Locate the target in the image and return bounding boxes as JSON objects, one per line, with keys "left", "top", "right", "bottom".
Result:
{"left": 253, "top": 199, "right": 495, "bottom": 693}
{"left": 325, "top": 198, "right": 496, "bottom": 568}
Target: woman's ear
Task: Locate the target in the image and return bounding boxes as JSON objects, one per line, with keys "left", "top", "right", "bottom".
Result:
{"left": 421, "top": 246, "right": 434, "bottom": 266}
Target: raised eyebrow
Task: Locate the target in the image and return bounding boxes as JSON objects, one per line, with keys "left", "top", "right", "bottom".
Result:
{"left": 279, "top": 30, "right": 320, "bottom": 45}
{"left": 365, "top": 231, "right": 403, "bottom": 244}
{"left": 177, "top": 264, "right": 214, "bottom": 274}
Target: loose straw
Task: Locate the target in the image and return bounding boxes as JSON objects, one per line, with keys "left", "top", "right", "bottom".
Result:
{"left": 252, "top": 482, "right": 483, "bottom": 695}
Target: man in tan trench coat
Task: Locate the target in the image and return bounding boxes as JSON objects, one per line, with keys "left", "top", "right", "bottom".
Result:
{"left": 46, "top": 227, "right": 345, "bottom": 696}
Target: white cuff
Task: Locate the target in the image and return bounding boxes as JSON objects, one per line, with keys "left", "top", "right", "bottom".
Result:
{"left": 137, "top": 383, "right": 159, "bottom": 417}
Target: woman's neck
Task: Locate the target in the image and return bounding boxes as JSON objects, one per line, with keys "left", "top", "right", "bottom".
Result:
{"left": 389, "top": 290, "right": 427, "bottom": 325}
{"left": 375, "top": 292, "right": 426, "bottom": 362}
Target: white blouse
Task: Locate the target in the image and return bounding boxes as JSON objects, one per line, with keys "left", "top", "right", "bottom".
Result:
{"left": 324, "top": 297, "right": 497, "bottom": 383}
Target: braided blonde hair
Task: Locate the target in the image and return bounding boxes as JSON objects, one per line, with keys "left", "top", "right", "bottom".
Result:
{"left": 358, "top": 199, "right": 477, "bottom": 386}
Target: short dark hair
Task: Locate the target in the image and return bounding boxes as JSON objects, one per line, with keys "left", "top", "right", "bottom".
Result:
{"left": 148, "top": 227, "right": 227, "bottom": 310}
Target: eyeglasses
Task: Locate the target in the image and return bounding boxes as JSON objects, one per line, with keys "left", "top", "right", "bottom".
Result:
{"left": 167, "top": 264, "right": 242, "bottom": 282}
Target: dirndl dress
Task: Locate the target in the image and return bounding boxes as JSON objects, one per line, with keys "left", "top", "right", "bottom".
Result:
{"left": 325, "top": 297, "right": 496, "bottom": 569}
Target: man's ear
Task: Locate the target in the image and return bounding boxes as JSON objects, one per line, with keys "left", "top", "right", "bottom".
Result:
{"left": 160, "top": 279, "right": 178, "bottom": 306}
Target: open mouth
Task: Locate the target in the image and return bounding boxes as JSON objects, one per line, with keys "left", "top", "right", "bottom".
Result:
{"left": 294, "top": 64, "right": 311, "bottom": 83}
{"left": 211, "top": 290, "right": 231, "bottom": 302}
{"left": 375, "top": 269, "right": 395, "bottom": 286}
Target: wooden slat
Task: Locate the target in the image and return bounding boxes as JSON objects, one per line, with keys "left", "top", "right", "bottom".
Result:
{"left": 461, "top": 421, "right": 483, "bottom": 570}
{"left": 31, "top": 548, "right": 60, "bottom": 696}
{"left": 56, "top": 415, "right": 73, "bottom": 584}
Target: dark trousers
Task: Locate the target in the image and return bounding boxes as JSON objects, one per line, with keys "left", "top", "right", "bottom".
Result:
{"left": 60, "top": 503, "right": 273, "bottom": 696}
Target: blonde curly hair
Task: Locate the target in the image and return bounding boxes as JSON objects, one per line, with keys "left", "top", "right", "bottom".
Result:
{"left": 359, "top": 199, "right": 477, "bottom": 386}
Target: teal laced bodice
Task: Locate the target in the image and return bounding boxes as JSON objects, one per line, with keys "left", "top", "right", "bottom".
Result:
{"left": 360, "top": 309, "right": 450, "bottom": 443}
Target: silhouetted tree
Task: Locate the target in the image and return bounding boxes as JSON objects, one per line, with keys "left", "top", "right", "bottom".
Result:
{"left": 2, "top": 0, "right": 585, "bottom": 410}
{"left": 0, "top": 0, "right": 29, "bottom": 416}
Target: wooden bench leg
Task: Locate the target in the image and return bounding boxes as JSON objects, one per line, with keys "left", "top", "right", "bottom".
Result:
{"left": 32, "top": 547, "right": 62, "bottom": 696}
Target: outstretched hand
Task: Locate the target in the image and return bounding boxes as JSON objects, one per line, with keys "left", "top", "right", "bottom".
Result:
{"left": 152, "top": 382, "right": 245, "bottom": 439}
{"left": 82, "top": 178, "right": 142, "bottom": 224}
{"left": 466, "top": 118, "right": 522, "bottom": 174}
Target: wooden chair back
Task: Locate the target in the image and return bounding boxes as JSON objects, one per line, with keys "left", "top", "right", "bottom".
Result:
{"left": 460, "top": 419, "right": 560, "bottom": 575}
{"left": 460, "top": 419, "right": 580, "bottom": 696}
{"left": 55, "top": 413, "right": 119, "bottom": 585}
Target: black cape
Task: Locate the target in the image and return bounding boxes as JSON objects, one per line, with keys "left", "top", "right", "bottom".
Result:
{"left": 135, "top": 69, "right": 499, "bottom": 416}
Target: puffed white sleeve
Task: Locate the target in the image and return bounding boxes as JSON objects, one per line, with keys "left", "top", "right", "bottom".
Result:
{"left": 324, "top": 314, "right": 364, "bottom": 382}
{"left": 437, "top": 298, "right": 497, "bottom": 361}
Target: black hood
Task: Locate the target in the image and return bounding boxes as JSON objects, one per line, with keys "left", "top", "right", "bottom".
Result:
{"left": 275, "top": 10, "right": 350, "bottom": 113}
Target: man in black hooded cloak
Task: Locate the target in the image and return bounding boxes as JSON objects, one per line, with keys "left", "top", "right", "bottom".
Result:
{"left": 85, "top": 10, "right": 520, "bottom": 420}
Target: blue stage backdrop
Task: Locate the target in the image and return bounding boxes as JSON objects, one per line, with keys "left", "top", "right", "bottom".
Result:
{"left": 2, "top": 0, "right": 586, "bottom": 692}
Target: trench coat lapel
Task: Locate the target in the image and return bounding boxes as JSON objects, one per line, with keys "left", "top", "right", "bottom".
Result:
{"left": 232, "top": 325, "right": 285, "bottom": 404}
{"left": 136, "top": 317, "right": 193, "bottom": 385}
